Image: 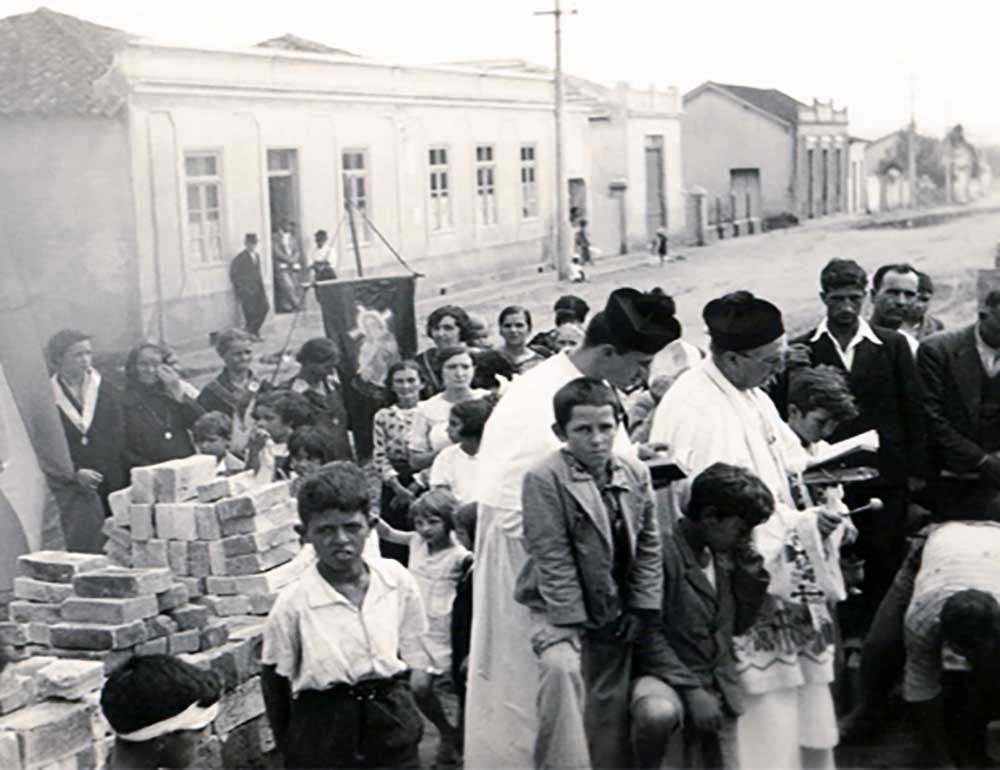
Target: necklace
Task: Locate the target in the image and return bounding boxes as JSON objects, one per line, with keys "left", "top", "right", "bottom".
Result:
{"left": 135, "top": 395, "right": 176, "bottom": 442}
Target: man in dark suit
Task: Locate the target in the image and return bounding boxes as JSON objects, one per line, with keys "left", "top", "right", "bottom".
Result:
{"left": 229, "top": 233, "right": 269, "bottom": 340}
{"left": 917, "top": 290, "right": 1000, "bottom": 518}
{"left": 780, "top": 258, "right": 927, "bottom": 619}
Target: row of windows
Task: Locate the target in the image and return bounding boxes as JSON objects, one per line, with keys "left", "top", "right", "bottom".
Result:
{"left": 183, "top": 143, "right": 540, "bottom": 266}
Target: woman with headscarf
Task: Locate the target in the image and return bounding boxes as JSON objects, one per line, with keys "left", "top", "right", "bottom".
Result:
{"left": 280, "top": 337, "right": 354, "bottom": 461}
{"left": 414, "top": 305, "right": 474, "bottom": 398}
{"left": 47, "top": 329, "right": 127, "bottom": 549}
{"left": 121, "top": 343, "right": 204, "bottom": 471}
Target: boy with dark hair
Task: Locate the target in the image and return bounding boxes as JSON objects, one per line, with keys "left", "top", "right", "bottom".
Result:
{"left": 261, "top": 462, "right": 430, "bottom": 768}
{"left": 515, "top": 377, "right": 663, "bottom": 769}
{"left": 630, "top": 463, "right": 773, "bottom": 769}
{"left": 191, "top": 411, "right": 246, "bottom": 474}
{"left": 786, "top": 364, "right": 859, "bottom": 448}
{"left": 101, "top": 654, "right": 223, "bottom": 770}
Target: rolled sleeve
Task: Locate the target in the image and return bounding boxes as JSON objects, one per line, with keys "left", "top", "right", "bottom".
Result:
{"left": 261, "top": 596, "right": 301, "bottom": 685}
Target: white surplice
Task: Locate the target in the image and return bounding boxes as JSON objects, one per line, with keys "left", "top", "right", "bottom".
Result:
{"left": 464, "top": 353, "right": 633, "bottom": 770}
{"left": 650, "top": 358, "right": 839, "bottom": 770}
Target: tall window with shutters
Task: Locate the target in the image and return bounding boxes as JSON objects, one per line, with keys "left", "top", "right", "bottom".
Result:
{"left": 184, "top": 152, "right": 224, "bottom": 266}
{"left": 342, "top": 149, "right": 371, "bottom": 243}
{"left": 475, "top": 144, "right": 497, "bottom": 226}
{"left": 428, "top": 147, "right": 453, "bottom": 232}
{"left": 520, "top": 144, "right": 538, "bottom": 219}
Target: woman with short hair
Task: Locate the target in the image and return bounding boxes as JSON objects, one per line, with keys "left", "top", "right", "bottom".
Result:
{"left": 414, "top": 305, "right": 473, "bottom": 397}
{"left": 197, "top": 329, "right": 260, "bottom": 418}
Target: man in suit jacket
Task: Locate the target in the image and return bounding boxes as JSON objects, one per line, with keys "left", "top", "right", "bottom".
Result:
{"left": 271, "top": 221, "right": 302, "bottom": 313}
{"left": 917, "top": 291, "right": 1000, "bottom": 518}
{"left": 229, "top": 233, "right": 269, "bottom": 339}
{"left": 781, "top": 258, "right": 927, "bottom": 619}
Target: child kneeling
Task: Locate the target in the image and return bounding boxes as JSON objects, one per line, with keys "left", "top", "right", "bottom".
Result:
{"left": 630, "top": 462, "right": 773, "bottom": 769}
{"left": 261, "top": 462, "right": 431, "bottom": 769}
{"left": 515, "top": 377, "right": 663, "bottom": 769}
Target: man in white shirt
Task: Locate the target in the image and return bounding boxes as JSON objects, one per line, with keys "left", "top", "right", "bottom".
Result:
{"left": 651, "top": 291, "right": 846, "bottom": 770}
{"left": 464, "top": 288, "right": 680, "bottom": 770}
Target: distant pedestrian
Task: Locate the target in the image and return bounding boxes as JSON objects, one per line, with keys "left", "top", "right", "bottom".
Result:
{"left": 654, "top": 227, "right": 669, "bottom": 265}
{"left": 230, "top": 233, "right": 269, "bottom": 340}
{"left": 309, "top": 229, "right": 337, "bottom": 282}
{"left": 575, "top": 219, "right": 593, "bottom": 265}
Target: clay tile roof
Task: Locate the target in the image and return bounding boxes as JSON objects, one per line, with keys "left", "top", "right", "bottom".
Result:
{"left": 711, "top": 82, "right": 806, "bottom": 125}
{"left": 255, "top": 34, "right": 360, "bottom": 57}
{"left": 0, "top": 7, "right": 132, "bottom": 117}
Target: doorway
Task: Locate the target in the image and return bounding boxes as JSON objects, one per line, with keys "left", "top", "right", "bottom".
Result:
{"left": 267, "top": 149, "right": 302, "bottom": 313}
{"left": 644, "top": 135, "right": 666, "bottom": 242}
{"left": 729, "top": 168, "right": 761, "bottom": 220}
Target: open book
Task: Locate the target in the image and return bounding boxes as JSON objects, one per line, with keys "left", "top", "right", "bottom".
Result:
{"left": 805, "top": 429, "right": 879, "bottom": 470}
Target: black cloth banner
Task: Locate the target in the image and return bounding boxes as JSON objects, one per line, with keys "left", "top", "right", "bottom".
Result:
{"left": 315, "top": 276, "right": 418, "bottom": 461}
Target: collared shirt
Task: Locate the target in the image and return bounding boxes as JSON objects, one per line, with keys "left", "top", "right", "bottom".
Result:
{"left": 903, "top": 522, "right": 1000, "bottom": 702}
{"left": 262, "top": 556, "right": 429, "bottom": 694}
{"left": 975, "top": 324, "right": 1000, "bottom": 378}
{"left": 810, "top": 317, "right": 883, "bottom": 371}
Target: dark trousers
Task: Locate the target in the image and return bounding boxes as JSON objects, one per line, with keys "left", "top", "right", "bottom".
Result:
{"left": 582, "top": 627, "right": 635, "bottom": 770}
{"left": 238, "top": 291, "right": 269, "bottom": 336}
{"left": 283, "top": 677, "right": 423, "bottom": 769}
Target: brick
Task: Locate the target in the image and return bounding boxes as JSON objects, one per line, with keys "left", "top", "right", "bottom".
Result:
{"left": 93, "top": 736, "right": 114, "bottom": 770}
{"left": 0, "top": 645, "right": 30, "bottom": 663}
{"left": 168, "top": 629, "right": 201, "bottom": 655}
{"left": 196, "top": 471, "right": 255, "bottom": 504}
{"left": 205, "top": 576, "right": 236, "bottom": 595}
{"left": 18, "top": 553, "right": 108, "bottom": 584}
{"left": 103, "top": 543, "right": 132, "bottom": 568}
{"left": 198, "top": 595, "right": 252, "bottom": 617}
{"left": 195, "top": 504, "right": 222, "bottom": 540}
{"left": 0, "top": 700, "right": 92, "bottom": 767}
{"left": 134, "top": 638, "right": 168, "bottom": 656}
{"left": 129, "top": 466, "right": 155, "bottom": 503}
{"left": 177, "top": 650, "right": 214, "bottom": 673}
{"left": 107, "top": 487, "right": 131, "bottom": 526}
{"left": 49, "top": 621, "right": 148, "bottom": 651}
{"left": 102, "top": 521, "right": 131, "bottom": 551}
{"left": 144, "top": 614, "right": 179, "bottom": 640}
{"left": 155, "top": 503, "right": 199, "bottom": 541}
{"left": 176, "top": 576, "right": 205, "bottom": 599}
{"left": 35, "top": 660, "right": 104, "bottom": 701}
{"left": 0, "top": 672, "right": 33, "bottom": 714}
{"left": 26, "top": 623, "right": 51, "bottom": 646}
{"left": 0, "top": 731, "right": 17, "bottom": 769}
{"left": 213, "top": 678, "right": 265, "bottom": 735}
{"left": 9, "top": 601, "right": 62, "bottom": 624}
{"left": 248, "top": 593, "right": 276, "bottom": 615}
{"left": 0, "top": 623, "right": 27, "bottom": 647}
{"left": 230, "top": 635, "right": 262, "bottom": 682}
{"left": 131, "top": 539, "right": 168, "bottom": 568}
{"left": 62, "top": 596, "right": 159, "bottom": 625}
{"left": 13, "top": 578, "right": 74, "bottom": 604}
{"left": 199, "top": 623, "right": 230, "bottom": 651}
{"left": 223, "top": 546, "right": 297, "bottom": 576}
{"left": 73, "top": 567, "right": 172, "bottom": 599}
{"left": 170, "top": 604, "right": 210, "bottom": 631}
{"left": 128, "top": 504, "right": 154, "bottom": 540}
{"left": 226, "top": 556, "right": 311, "bottom": 595}
{"left": 167, "top": 541, "right": 190, "bottom": 576}
{"left": 152, "top": 456, "right": 218, "bottom": 503}
{"left": 10, "top": 657, "right": 58, "bottom": 678}
{"left": 156, "top": 584, "right": 189, "bottom": 613}
{"left": 47, "top": 648, "right": 132, "bottom": 675}
{"left": 221, "top": 714, "right": 273, "bottom": 766}
{"left": 220, "top": 522, "right": 298, "bottom": 558}
{"left": 214, "top": 481, "right": 290, "bottom": 522}
{"left": 217, "top": 506, "right": 296, "bottom": 538}
{"left": 188, "top": 541, "right": 225, "bottom": 578}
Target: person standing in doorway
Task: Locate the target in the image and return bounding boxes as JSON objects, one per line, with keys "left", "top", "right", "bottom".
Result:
{"left": 272, "top": 220, "right": 303, "bottom": 313}
{"left": 230, "top": 233, "right": 269, "bottom": 341}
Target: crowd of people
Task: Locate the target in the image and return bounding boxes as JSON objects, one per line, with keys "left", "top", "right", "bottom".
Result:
{"left": 43, "top": 258, "right": 1000, "bottom": 769}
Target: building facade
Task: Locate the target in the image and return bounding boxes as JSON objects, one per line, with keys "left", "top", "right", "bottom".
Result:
{"left": 682, "top": 82, "right": 849, "bottom": 225}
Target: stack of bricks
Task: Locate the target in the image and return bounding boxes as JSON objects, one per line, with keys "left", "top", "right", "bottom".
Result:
{"left": 0, "top": 454, "right": 318, "bottom": 768}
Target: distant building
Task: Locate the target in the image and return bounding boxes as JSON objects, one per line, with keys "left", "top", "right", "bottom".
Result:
{"left": 447, "top": 60, "right": 684, "bottom": 258}
{"left": 682, "top": 81, "right": 850, "bottom": 225}
{"left": 0, "top": 9, "right": 681, "bottom": 350}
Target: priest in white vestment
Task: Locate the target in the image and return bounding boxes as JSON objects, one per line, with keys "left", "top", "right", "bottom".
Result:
{"left": 465, "top": 288, "right": 680, "bottom": 770}
{"left": 651, "top": 291, "right": 845, "bottom": 770}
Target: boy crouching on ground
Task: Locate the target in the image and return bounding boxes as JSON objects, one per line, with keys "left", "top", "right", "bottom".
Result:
{"left": 261, "top": 461, "right": 431, "bottom": 769}
{"left": 630, "top": 463, "right": 773, "bottom": 769}
{"left": 515, "top": 377, "right": 663, "bottom": 769}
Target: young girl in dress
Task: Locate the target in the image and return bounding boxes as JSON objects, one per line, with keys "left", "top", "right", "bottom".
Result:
{"left": 377, "top": 488, "right": 473, "bottom": 767}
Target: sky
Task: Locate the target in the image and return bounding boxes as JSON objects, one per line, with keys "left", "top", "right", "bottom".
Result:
{"left": 9, "top": 0, "right": 1000, "bottom": 143}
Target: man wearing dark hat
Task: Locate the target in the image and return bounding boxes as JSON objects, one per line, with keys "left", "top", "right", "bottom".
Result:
{"left": 651, "top": 291, "right": 845, "bottom": 770}
{"left": 230, "top": 233, "right": 269, "bottom": 340}
{"left": 782, "top": 259, "right": 926, "bottom": 624}
{"left": 465, "top": 288, "right": 678, "bottom": 770}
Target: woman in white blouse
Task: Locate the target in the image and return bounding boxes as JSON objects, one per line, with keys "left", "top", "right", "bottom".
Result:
{"left": 408, "top": 345, "right": 488, "bottom": 472}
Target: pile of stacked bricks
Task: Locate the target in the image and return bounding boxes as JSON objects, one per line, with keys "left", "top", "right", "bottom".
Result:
{"left": 0, "top": 455, "right": 314, "bottom": 770}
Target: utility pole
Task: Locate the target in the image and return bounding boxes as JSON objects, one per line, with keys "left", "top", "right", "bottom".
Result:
{"left": 535, "top": 1, "right": 576, "bottom": 281}
{"left": 907, "top": 73, "right": 917, "bottom": 208}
